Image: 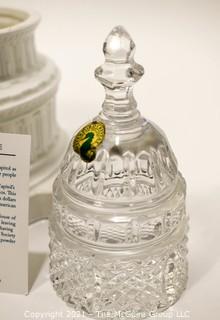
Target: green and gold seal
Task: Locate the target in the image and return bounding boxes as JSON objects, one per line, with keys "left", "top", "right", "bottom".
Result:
{"left": 73, "top": 121, "right": 105, "bottom": 162}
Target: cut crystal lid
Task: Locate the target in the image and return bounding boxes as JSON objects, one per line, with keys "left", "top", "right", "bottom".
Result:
{"left": 59, "top": 26, "right": 179, "bottom": 204}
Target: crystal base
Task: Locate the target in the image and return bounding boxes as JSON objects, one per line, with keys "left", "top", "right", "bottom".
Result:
{"left": 49, "top": 229, "right": 188, "bottom": 319}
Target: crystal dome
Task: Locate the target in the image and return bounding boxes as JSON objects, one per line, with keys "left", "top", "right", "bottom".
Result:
{"left": 60, "top": 121, "right": 178, "bottom": 202}
{"left": 59, "top": 26, "right": 179, "bottom": 204}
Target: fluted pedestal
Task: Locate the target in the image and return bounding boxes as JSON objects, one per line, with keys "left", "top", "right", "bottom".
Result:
{"left": 0, "top": 8, "right": 68, "bottom": 223}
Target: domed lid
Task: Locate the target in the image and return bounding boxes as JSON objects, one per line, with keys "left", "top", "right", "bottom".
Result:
{"left": 59, "top": 26, "right": 178, "bottom": 205}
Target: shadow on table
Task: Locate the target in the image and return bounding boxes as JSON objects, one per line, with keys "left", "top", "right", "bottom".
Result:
{"left": 28, "top": 251, "right": 48, "bottom": 292}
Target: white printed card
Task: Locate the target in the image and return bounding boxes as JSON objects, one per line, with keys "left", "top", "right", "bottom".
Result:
{"left": 0, "top": 133, "right": 31, "bottom": 294}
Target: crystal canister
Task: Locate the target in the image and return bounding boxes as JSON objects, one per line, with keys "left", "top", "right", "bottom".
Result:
{"left": 49, "top": 26, "right": 188, "bottom": 318}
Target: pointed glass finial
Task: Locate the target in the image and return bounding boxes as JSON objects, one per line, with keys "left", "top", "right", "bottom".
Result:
{"left": 95, "top": 26, "right": 144, "bottom": 89}
{"left": 95, "top": 26, "right": 144, "bottom": 126}
{"left": 103, "top": 25, "right": 135, "bottom": 63}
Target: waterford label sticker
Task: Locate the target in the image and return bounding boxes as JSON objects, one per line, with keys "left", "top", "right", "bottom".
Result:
{"left": 73, "top": 121, "right": 105, "bottom": 162}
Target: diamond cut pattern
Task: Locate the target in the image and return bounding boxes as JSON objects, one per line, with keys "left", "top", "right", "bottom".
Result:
{"left": 49, "top": 234, "right": 188, "bottom": 318}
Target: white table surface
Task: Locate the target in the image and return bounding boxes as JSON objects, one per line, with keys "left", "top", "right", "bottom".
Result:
{"left": 1, "top": 0, "right": 220, "bottom": 319}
